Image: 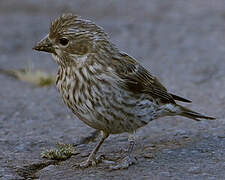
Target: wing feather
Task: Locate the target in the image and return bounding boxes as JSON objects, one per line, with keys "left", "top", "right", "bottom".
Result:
{"left": 113, "top": 53, "right": 180, "bottom": 104}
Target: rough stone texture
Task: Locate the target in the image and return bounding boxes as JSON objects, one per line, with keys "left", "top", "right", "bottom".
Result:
{"left": 0, "top": 0, "right": 225, "bottom": 179}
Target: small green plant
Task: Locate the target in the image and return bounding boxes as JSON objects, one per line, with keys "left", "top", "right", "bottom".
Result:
{"left": 0, "top": 67, "right": 55, "bottom": 87}
{"left": 41, "top": 143, "right": 76, "bottom": 160}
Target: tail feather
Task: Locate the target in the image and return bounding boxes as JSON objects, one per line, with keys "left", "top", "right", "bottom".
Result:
{"left": 179, "top": 105, "right": 216, "bottom": 121}
{"left": 170, "top": 93, "right": 192, "bottom": 103}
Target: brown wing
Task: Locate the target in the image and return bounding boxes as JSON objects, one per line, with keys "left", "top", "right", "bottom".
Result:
{"left": 113, "top": 53, "right": 182, "bottom": 104}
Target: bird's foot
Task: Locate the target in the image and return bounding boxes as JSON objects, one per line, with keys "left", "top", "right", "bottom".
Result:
{"left": 74, "top": 154, "right": 104, "bottom": 168}
{"left": 109, "top": 156, "right": 137, "bottom": 170}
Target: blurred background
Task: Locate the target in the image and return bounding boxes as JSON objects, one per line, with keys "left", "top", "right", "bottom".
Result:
{"left": 0, "top": 0, "right": 225, "bottom": 179}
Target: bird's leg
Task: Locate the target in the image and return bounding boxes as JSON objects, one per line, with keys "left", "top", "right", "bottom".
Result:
{"left": 110, "top": 133, "right": 137, "bottom": 170}
{"left": 78, "top": 130, "right": 109, "bottom": 168}
{"left": 128, "top": 136, "right": 135, "bottom": 156}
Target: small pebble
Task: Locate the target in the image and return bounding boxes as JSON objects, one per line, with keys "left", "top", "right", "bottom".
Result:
{"left": 159, "top": 171, "right": 171, "bottom": 177}
{"left": 175, "top": 129, "right": 186, "bottom": 136}
{"left": 162, "top": 149, "right": 173, "bottom": 154}
{"left": 143, "top": 153, "right": 154, "bottom": 159}
{"left": 188, "top": 166, "right": 201, "bottom": 174}
{"left": 41, "top": 165, "right": 55, "bottom": 171}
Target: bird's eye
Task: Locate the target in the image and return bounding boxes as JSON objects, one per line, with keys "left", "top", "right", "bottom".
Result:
{"left": 59, "top": 38, "right": 69, "bottom": 46}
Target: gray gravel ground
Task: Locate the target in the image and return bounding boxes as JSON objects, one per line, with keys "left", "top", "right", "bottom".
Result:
{"left": 0, "top": 0, "right": 225, "bottom": 179}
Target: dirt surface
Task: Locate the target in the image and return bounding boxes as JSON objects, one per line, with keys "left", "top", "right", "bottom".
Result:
{"left": 0, "top": 0, "right": 225, "bottom": 179}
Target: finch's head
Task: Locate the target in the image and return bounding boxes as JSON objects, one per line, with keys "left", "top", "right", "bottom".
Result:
{"left": 33, "top": 13, "right": 109, "bottom": 65}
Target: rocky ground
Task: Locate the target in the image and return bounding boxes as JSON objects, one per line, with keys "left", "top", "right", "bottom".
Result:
{"left": 0, "top": 0, "right": 225, "bottom": 179}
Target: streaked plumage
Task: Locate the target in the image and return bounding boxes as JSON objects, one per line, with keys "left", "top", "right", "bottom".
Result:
{"left": 33, "top": 14, "right": 215, "bottom": 168}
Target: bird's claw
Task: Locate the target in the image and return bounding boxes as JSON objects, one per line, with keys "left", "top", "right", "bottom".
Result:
{"left": 109, "top": 156, "right": 137, "bottom": 170}
{"left": 73, "top": 154, "right": 105, "bottom": 168}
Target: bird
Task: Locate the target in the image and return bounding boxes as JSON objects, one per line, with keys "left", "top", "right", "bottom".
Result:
{"left": 33, "top": 13, "right": 215, "bottom": 169}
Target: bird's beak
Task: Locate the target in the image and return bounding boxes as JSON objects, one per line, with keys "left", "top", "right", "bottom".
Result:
{"left": 33, "top": 35, "right": 55, "bottom": 54}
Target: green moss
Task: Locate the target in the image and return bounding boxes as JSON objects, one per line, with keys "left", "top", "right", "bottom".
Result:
{"left": 41, "top": 143, "right": 76, "bottom": 160}
{"left": 0, "top": 67, "right": 55, "bottom": 87}
{"left": 14, "top": 68, "right": 55, "bottom": 87}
